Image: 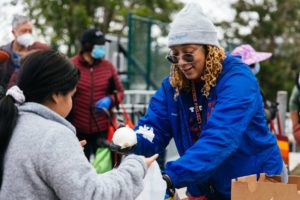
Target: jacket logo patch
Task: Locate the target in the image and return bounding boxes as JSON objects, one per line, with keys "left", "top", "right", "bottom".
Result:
{"left": 136, "top": 125, "right": 155, "bottom": 142}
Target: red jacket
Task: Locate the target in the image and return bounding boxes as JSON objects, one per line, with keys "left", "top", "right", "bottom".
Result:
{"left": 70, "top": 54, "right": 124, "bottom": 134}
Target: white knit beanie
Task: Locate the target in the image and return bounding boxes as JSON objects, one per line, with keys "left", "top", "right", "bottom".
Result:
{"left": 168, "top": 3, "right": 220, "bottom": 47}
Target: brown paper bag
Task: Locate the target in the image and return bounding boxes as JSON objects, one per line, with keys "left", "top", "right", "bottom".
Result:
{"left": 231, "top": 173, "right": 300, "bottom": 200}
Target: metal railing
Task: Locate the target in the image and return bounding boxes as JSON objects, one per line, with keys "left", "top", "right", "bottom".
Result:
{"left": 114, "top": 90, "right": 156, "bottom": 124}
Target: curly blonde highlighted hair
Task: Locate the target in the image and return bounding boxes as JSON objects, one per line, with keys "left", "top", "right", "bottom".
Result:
{"left": 170, "top": 45, "right": 226, "bottom": 98}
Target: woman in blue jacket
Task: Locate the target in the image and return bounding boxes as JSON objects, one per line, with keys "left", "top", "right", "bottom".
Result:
{"left": 115, "top": 3, "right": 286, "bottom": 200}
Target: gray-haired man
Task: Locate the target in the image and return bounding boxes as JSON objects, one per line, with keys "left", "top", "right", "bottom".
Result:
{"left": 0, "top": 14, "right": 48, "bottom": 96}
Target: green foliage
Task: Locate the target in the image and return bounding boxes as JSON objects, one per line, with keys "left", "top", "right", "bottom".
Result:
{"left": 19, "top": 0, "right": 182, "bottom": 56}
{"left": 219, "top": 0, "right": 300, "bottom": 101}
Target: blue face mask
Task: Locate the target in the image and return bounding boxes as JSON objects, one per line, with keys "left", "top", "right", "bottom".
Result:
{"left": 91, "top": 45, "right": 105, "bottom": 59}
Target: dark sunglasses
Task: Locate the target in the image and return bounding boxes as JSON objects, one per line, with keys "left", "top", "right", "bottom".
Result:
{"left": 166, "top": 48, "right": 201, "bottom": 64}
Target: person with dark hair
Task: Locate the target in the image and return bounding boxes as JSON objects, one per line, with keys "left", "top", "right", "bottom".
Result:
{"left": 289, "top": 73, "right": 300, "bottom": 149}
{"left": 112, "top": 3, "right": 287, "bottom": 200}
{"left": 0, "top": 50, "right": 157, "bottom": 200}
{"left": 70, "top": 28, "right": 124, "bottom": 160}
{"left": 0, "top": 14, "right": 49, "bottom": 93}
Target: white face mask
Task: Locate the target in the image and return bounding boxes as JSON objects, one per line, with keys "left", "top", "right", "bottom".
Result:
{"left": 16, "top": 33, "right": 34, "bottom": 48}
{"left": 251, "top": 63, "right": 261, "bottom": 75}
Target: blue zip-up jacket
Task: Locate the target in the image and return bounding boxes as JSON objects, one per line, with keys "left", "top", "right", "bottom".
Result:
{"left": 134, "top": 53, "right": 283, "bottom": 199}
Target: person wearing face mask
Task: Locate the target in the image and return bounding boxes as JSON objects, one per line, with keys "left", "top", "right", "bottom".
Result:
{"left": 70, "top": 28, "right": 124, "bottom": 161}
{"left": 231, "top": 44, "right": 272, "bottom": 75}
{"left": 231, "top": 44, "right": 278, "bottom": 123}
{"left": 0, "top": 50, "right": 158, "bottom": 200}
{"left": 111, "top": 3, "right": 286, "bottom": 200}
{"left": 0, "top": 14, "right": 49, "bottom": 94}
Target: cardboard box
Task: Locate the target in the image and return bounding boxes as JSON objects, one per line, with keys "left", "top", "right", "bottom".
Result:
{"left": 232, "top": 173, "right": 300, "bottom": 200}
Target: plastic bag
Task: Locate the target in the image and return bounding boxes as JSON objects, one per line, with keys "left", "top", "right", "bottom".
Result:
{"left": 136, "top": 161, "right": 166, "bottom": 200}
{"left": 92, "top": 147, "right": 112, "bottom": 174}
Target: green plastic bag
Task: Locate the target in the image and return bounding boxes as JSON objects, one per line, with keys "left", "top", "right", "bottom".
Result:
{"left": 92, "top": 147, "right": 113, "bottom": 174}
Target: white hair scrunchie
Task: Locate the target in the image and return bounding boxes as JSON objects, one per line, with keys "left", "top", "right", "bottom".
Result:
{"left": 6, "top": 85, "right": 25, "bottom": 104}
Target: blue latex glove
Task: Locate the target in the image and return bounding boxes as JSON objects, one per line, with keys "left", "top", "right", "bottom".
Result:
{"left": 95, "top": 97, "right": 112, "bottom": 112}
